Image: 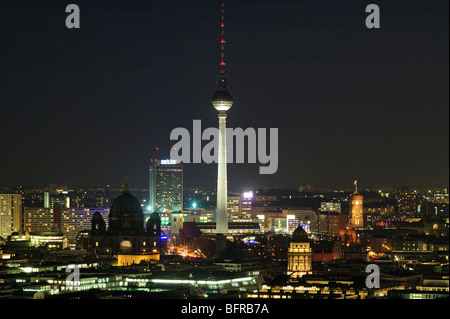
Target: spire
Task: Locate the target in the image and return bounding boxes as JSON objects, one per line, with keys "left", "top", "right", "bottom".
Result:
{"left": 217, "top": 0, "right": 229, "bottom": 90}
{"left": 212, "top": 0, "right": 233, "bottom": 112}
{"left": 353, "top": 179, "right": 359, "bottom": 195}
{"left": 124, "top": 176, "right": 129, "bottom": 193}
{"left": 220, "top": 0, "right": 226, "bottom": 72}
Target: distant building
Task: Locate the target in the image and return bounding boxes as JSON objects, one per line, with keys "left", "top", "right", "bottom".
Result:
{"left": 24, "top": 208, "right": 53, "bottom": 233}
{"left": 316, "top": 211, "right": 347, "bottom": 236}
{"left": 339, "top": 181, "right": 364, "bottom": 243}
{"left": 227, "top": 192, "right": 253, "bottom": 220}
{"left": 23, "top": 207, "right": 109, "bottom": 248}
{"left": 149, "top": 159, "right": 183, "bottom": 213}
{"left": 196, "top": 222, "right": 261, "bottom": 235}
{"left": 61, "top": 207, "right": 110, "bottom": 246}
{"left": 320, "top": 202, "right": 341, "bottom": 213}
{"left": 11, "top": 229, "right": 69, "bottom": 250}
{"left": 349, "top": 193, "right": 364, "bottom": 229}
{"left": 396, "top": 187, "right": 422, "bottom": 214}
{"left": 287, "top": 225, "right": 312, "bottom": 278}
{"left": 90, "top": 183, "right": 161, "bottom": 266}
{"left": 0, "top": 194, "right": 22, "bottom": 238}
{"left": 44, "top": 189, "right": 70, "bottom": 209}
{"left": 269, "top": 209, "right": 316, "bottom": 234}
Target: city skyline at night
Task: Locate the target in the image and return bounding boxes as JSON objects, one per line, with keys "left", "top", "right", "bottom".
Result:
{"left": 0, "top": 0, "right": 448, "bottom": 305}
{"left": 0, "top": 0, "right": 448, "bottom": 191}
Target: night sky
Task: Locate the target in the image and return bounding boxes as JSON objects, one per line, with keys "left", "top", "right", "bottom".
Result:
{"left": 0, "top": 0, "right": 448, "bottom": 191}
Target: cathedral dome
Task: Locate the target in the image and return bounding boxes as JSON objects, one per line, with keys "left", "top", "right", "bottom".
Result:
{"left": 292, "top": 225, "right": 309, "bottom": 242}
{"left": 108, "top": 188, "right": 144, "bottom": 235}
{"left": 109, "top": 191, "right": 143, "bottom": 219}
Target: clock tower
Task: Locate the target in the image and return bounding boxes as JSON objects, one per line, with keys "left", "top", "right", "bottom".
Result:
{"left": 349, "top": 180, "right": 364, "bottom": 229}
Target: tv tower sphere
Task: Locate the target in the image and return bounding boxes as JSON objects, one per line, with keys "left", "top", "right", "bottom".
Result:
{"left": 212, "top": 86, "right": 233, "bottom": 112}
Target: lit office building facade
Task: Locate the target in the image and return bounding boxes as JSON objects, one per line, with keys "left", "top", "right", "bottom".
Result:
{"left": 149, "top": 159, "right": 183, "bottom": 213}
{"left": 61, "top": 208, "right": 110, "bottom": 246}
{"left": 44, "top": 189, "right": 70, "bottom": 209}
{"left": 24, "top": 208, "right": 53, "bottom": 233}
{"left": 0, "top": 194, "right": 22, "bottom": 238}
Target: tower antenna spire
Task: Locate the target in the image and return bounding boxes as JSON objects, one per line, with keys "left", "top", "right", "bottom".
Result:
{"left": 220, "top": 0, "right": 226, "bottom": 72}
{"left": 217, "top": 0, "right": 229, "bottom": 90}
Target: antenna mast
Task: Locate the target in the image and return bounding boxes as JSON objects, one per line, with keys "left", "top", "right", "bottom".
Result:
{"left": 220, "top": 0, "right": 226, "bottom": 73}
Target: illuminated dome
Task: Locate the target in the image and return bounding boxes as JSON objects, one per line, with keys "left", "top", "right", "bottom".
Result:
{"left": 212, "top": 89, "right": 233, "bottom": 112}
{"left": 292, "top": 225, "right": 309, "bottom": 242}
{"left": 108, "top": 188, "right": 144, "bottom": 235}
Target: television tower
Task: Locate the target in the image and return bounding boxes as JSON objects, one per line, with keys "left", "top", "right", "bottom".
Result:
{"left": 212, "top": 0, "right": 233, "bottom": 235}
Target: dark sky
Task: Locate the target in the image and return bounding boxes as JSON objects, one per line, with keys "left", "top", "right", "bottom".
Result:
{"left": 0, "top": 0, "right": 448, "bottom": 191}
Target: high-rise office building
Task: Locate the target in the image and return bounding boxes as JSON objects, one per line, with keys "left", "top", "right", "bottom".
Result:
{"left": 44, "top": 189, "right": 70, "bottom": 209}
{"left": 0, "top": 194, "right": 22, "bottom": 238}
{"left": 23, "top": 207, "right": 110, "bottom": 246}
{"left": 61, "top": 207, "right": 110, "bottom": 246}
{"left": 227, "top": 192, "right": 253, "bottom": 220}
{"left": 149, "top": 159, "right": 183, "bottom": 213}
{"left": 23, "top": 208, "right": 53, "bottom": 233}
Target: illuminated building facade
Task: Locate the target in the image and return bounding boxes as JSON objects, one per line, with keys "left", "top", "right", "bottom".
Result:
{"left": 320, "top": 202, "right": 342, "bottom": 213}
{"left": 349, "top": 181, "right": 364, "bottom": 229}
{"left": 196, "top": 222, "right": 261, "bottom": 235}
{"left": 23, "top": 207, "right": 109, "bottom": 247}
{"left": 287, "top": 225, "right": 312, "bottom": 278}
{"left": 61, "top": 207, "right": 109, "bottom": 246}
{"left": 24, "top": 208, "right": 53, "bottom": 233}
{"left": 227, "top": 192, "right": 253, "bottom": 220}
{"left": 44, "top": 189, "right": 70, "bottom": 209}
{"left": 149, "top": 159, "right": 183, "bottom": 213}
{"left": 11, "top": 231, "right": 69, "bottom": 250}
{"left": 349, "top": 194, "right": 364, "bottom": 228}
{"left": 0, "top": 194, "right": 22, "bottom": 238}
{"left": 15, "top": 271, "right": 259, "bottom": 298}
{"left": 263, "top": 209, "right": 315, "bottom": 234}
{"left": 339, "top": 182, "right": 365, "bottom": 244}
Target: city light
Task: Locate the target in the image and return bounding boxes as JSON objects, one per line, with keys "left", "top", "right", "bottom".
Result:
{"left": 0, "top": 0, "right": 447, "bottom": 308}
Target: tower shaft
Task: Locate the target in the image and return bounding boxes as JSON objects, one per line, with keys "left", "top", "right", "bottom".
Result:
{"left": 216, "top": 113, "right": 228, "bottom": 234}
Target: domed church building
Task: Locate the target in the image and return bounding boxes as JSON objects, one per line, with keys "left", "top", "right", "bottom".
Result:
{"left": 287, "top": 225, "right": 313, "bottom": 278}
{"left": 89, "top": 182, "right": 161, "bottom": 266}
